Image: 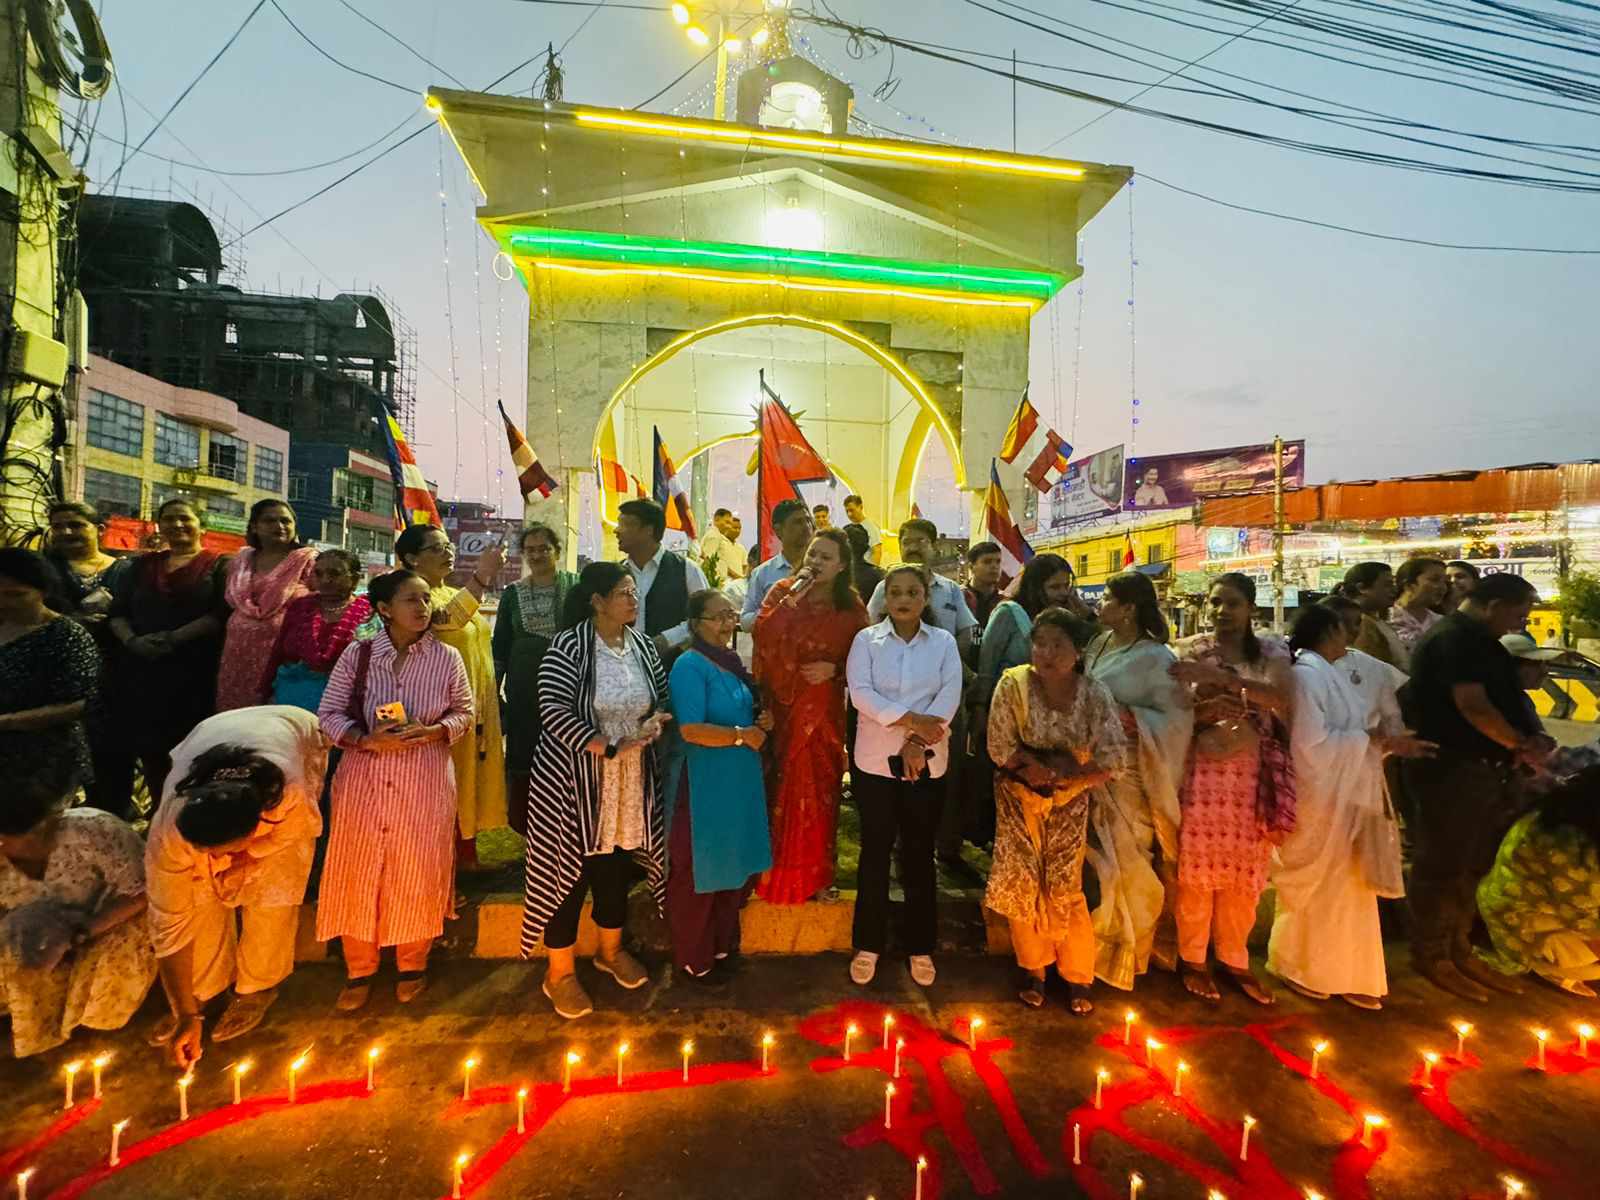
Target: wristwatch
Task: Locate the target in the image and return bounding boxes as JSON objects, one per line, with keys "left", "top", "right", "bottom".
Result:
{"left": 604, "top": 740, "right": 619, "bottom": 759}
{"left": 733, "top": 728, "right": 745, "bottom": 747}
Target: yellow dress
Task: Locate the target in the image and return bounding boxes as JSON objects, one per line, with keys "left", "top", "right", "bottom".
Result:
{"left": 431, "top": 585, "right": 508, "bottom": 838}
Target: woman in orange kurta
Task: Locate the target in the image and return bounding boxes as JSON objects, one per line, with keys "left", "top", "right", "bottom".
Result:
{"left": 753, "top": 530, "right": 867, "bottom": 904}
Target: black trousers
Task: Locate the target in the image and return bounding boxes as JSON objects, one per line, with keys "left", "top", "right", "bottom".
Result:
{"left": 1403, "top": 756, "right": 1517, "bottom": 967}
{"left": 544, "top": 849, "right": 638, "bottom": 951}
{"left": 852, "top": 771, "right": 942, "bottom": 956}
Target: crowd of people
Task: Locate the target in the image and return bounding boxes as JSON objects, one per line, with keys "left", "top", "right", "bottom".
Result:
{"left": 1, "top": 491, "right": 1594, "bottom": 1069}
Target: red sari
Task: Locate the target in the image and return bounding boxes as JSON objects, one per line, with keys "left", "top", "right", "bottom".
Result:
{"left": 753, "top": 577, "right": 867, "bottom": 904}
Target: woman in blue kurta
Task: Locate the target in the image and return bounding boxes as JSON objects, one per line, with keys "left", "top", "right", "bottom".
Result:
{"left": 665, "top": 589, "right": 773, "bottom": 980}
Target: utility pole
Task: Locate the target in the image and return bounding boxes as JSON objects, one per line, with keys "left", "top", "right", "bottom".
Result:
{"left": 1271, "top": 433, "right": 1286, "bottom": 633}
{"left": 1559, "top": 468, "right": 1572, "bottom": 647}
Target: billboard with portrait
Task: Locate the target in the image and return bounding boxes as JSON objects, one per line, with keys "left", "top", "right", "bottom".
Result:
{"left": 1031, "top": 444, "right": 1125, "bottom": 536}
{"left": 1122, "top": 441, "right": 1305, "bottom": 512}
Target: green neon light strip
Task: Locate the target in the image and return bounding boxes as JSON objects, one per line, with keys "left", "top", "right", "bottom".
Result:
{"left": 501, "top": 226, "right": 1063, "bottom": 299}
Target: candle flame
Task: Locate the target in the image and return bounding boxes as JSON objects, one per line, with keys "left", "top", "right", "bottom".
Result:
{"left": 1313, "top": 1040, "right": 1329, "bottom": 1053}
{"left": 566, "top": 1051, "right": 582, "bottom": 1065}
{"left": 1423, "top": 1051, "right": 1439, "bottom": 1064}
{"left": 517, "top": 1086, "right": 528, "bottom": 1099}
{"left": 1210, "top": 1191, "right": 1228, "bottom": 1200}
{"left": 847, "top": 1023, "right": 859, "bottom": 1035}
{"left": 1306, "top": 1190, "right": 1326, "bottom": 1200}
{"left": 1534, "top": 1028, "right": 1550, "bottom": 1043}
{"left": 916, "top": 1156, "right": 927, "bottom": 1169}
{"left": 886, "top": 1082, "right": 896, "bottom": 1096}
{"left": 64, "top": 1060, "right": 83, "bottom": 1076}
{"left": 1243, "top": 1114, "right": 1257, "bottom": 1129}
{"left": 884, "top": 1014, "right": 894, "bottom": 1026}
{"left": 464, "top": 1056, "right": 479, "bottom": 1070}
{"left": 17, "top": 1168, "right": 34, "bottom": 1183}
{"left": 289, "top": 1054, "right": 309, "bottom": 1073}
{"left": 896, "top": 1037, "right": 905, "bottom": 1050}
{"left": 367, "top": 1045, "right": 382, "bottom": 1062}
{"left": 971, "top": 1016, "right": 984, "bottom": 1030}
{"left": 1146, "top": 1036, "right": 1162, "bottom": 1050}
{"left": 1454, "top": 1021, "right": 1473, "bottom": 1037}
{"left": 92, "top": 1053, "right": 112, "bottom": 1069}
{"left": 762, "top": 1032, "right": 776, "bottom": 1047}
{"left": 179, "top": 1073, "right": 194, "bottom": 1088}
{"left": 455, "top": 1152, "right": 471, "bottom": 1168}
{"left": 112, "top": 1119, "right": 129, "bottom": 1133}
{"left": 682, "top": 1040, "right": 694, "bottom": 1055}
{"left": 1502, "top": 1176, "right": 1525, "bottom": 1197}
{"left": 1580, "top": 1024, "right": 1595, "bottom": 1039}
{"left": 1097, "top": 1067, "right": 1110, "bottom": 1081}
{"left": 1177, "top": 1060, "right": 1190, "bottom": 1073}
{"left": 234, "top": 1060, "right": 252, "bottom": 1076}
{"left": 617, "top": 1042, "right": 630, "bottom": 1056}
{"left": 1124, "top": 1009, "right": 1137, "bottom": 1022}
{"left": 1364, "top": 1113, "right": 1386, "bottom": 1129}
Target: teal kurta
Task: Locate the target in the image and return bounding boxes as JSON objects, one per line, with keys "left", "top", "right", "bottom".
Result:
{"left": 666, "top": 649, "right": 772, "bottom": 893}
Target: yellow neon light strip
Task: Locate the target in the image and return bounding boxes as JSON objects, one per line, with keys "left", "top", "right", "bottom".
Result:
{"left": 574, "top": 110, "right": 1086, "bottom": 180}
{"left": 526, "top": 259, "right": 1038, "bottom": 310}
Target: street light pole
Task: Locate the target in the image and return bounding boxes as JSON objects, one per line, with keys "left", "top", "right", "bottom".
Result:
{"left": 1272, "top": 432, "right": 1286, "bottom": 634}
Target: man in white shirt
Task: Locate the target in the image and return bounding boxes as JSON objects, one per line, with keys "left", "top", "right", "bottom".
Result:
{"left": 865, "top": 518, "right": 978, "bottom": 653}
{"left": 697, "top": 507, "right": 748, "bottom": 581}
{"left": 740, "top": 498, "right": 815, "bottom": 631}
{"left": 617, "top": 498, "right": 708, "bottom": 654}
{"left": 843, "top": 494, "right": 881, "bottom": 564}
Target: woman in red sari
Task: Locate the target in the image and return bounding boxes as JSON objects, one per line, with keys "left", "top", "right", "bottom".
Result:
{"left": 754, "top": 529, "right": 867, "bottom": 904}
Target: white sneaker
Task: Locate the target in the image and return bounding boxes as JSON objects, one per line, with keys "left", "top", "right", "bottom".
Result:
{"left": 849, "top": 950, "right": 879, "bottom": 985}
{"left": 909, "top": 955, "right": 937, "bottom": 987}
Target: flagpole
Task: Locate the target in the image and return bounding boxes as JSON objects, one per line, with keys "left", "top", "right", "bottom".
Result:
{"left": 1272, "top": 433, "right": 1286, "bottom": 634}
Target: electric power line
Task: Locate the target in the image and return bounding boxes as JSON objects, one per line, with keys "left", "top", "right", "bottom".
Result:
{"left": 269, "top": 0, "right": 421, "bottom": 95}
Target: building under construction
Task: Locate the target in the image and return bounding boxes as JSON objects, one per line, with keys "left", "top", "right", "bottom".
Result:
{"left": 74, "top": 196, "right": 415, "bottom": 457}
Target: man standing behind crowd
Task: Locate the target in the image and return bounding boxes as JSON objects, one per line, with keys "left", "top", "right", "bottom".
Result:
{"left": 963, "top": 541, "right": 1004, "bottom": 637}
{"left": 843, "top": 495, "right": 882, "bottom": 565}
{"left": 1403, "top": 572, "right": 1555, "bottom": 1003}
{"left": 866, "top": 519, "right": 978, "bottom": 650}
{"left": 812, "top": 504, "right": 833, "bottom": 530}
{"left": 616, "top": 498, "right": 708, "bottom": 656}
{"left": 742, "top": 499, "right": 816, "bottom": 630}
{"left": 698, "top": 508, "right": 748, "bottom": 581}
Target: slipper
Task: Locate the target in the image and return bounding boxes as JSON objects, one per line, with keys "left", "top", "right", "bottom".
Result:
{"left": 1180, "top": 960, "right": 1221, "bottom": 1003}
{"left": 395, "top": 971, "right": 428, "bottom": 1004}
{"left": 214, "top": 989, "right": 277, "bottom": 1040}
{"left": 1221, "top": 965, "right": 1276, "bottom": 1006}
{"left": 147, "top": 1012, "right": 179, "bottom": 1047}
{"left": 1559, "top": 979, "right": 1599, "bottom": 999}
{"left": 335, "top": 979, "right": 374, "bottom": 1013}
{"left": 1066, "top": 983, "right": 1095, "bottom": 1017}
{"left": 1340, "top": 993, "right": 1383, "bottom": 1011}
{"left": 1018, "top": 979, "right": 1046, "bottom": 1008}
{"left": 1282, "top": 978, "right": 1330, "bottom": 1002}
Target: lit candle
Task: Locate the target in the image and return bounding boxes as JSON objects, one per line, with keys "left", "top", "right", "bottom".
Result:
{"left": 893, "top": 1037, "right": 905, "bottom": 1079}
{"left": 1095, "top": 1067, "right": 1108, "bottom": 1110}
{"left": 1209, "top": 1192, "right": 1228, "bottom": 1200}
{"left": 1305, "top": 1190, "right": 1326, "bottom": 1200}
{"left": 1534, "top": 1029, "right": 1549, "bottom": 1071}
{"left": 288, "top": 1052, "right": 309, "bottom": 1104}
{"left": 1072, "top": 1123, "right": 1081, "bottom": 1165}
{"left": 233, "top": 1060, "right": 252, "bottom": 1105}
{"left": 1174, "top": 1060, "right": 1189, "bottom": 1098}
{"left": 1129, "top": 1171, "right": 1144, "bottom": 1199}
{"left": 1310, "top": 1040, "right": 1329, "bottom": 1080}
{"left": 968, "top": 1016, "right": 984, "bottom": 1052}
{"left": 109, "top": 1119, "right": 128, "bottom": 1167}
{"left": 178, "top": 1073, "right": 193, "bottom": 1122}
{"left": 564, "top": 1051, "right": 580, "bottom": 1093}
{"left": 516, "top": 1087, "right": 527, "bottom": 1135}
{"left": 366, "top": 1046, "right": 380, "bottom": 1092}
{"left": 1123, "top": 1010, "right": 1137, "bottom": 1045}
{"left": 761, "top": 1032, "right": 775, "bottom": 1074}
{"left": 1144, "top": 1037, "right": 1162, "bottom": 1069}
{"left": 616, "top": 1042, "right": 629, "bottom": 1087}
{"left": 1579, "top": 1024, "right": 1594, "bottom": 1058}
{"left": 1361, "top": 1113, "right": 1385, "bottom": 1148}
{"left": 62, "top": 1059, "right": 83, "bottom": 1110}
{"left": 681, "top": 1040, "right": 694, "bottom": 1083}
{"left": 91, "top": 1053, "right": 111, "bottom": 1099}
{"left": 914, "top": 1156, "right": 927, "bottom": 1200}
{"left": 462, "top": 1056, "right": 478, "bottom": 1102}
{"left": 17, "top": 1168, "right": 34, "bottom": 1200}
{"left": 1454, "top": 1021, "right": 1473, "bottom": 1061}
{"left": 1421, "top": 1051, "right": 1439, "bottom": 1088}
{"left": 451, "top": 1152, "right": 469, "bottom": 1200}
{"left": 1240, "top": 1114, "right": 1257, "bottom": 1161}
{"left": 1502, "top": 1175, "right": 1525, "bottom": 1199}
{"left": 883, "top": 1013, "right": 895, "bottom": 1051}
{"left": 845, "top": 1023, "right": 858, "bottom": 1062}
{"left": 885, "top": 1082, "right": 895, "bottom": 1130}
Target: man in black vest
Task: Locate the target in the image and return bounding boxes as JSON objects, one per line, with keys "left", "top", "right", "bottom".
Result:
{"left": 617, "top": 498, "right": 708, "bottom": 656}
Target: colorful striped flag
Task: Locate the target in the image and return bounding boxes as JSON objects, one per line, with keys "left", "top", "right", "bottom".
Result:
{"left": 499, "top": 401, "right": 558, "bottom": 500}
{"left": 381, "top": 411, "right": 442, "bottom": 528}
{"left": 1024, "top": 429, "right": 1072, "bottom": 493}
{"left": 652, "top": 427, "right": 697, "bottom": 539}
{"left": 1122, "top": 532, "right": 1137, "bottom": 568}
{"left": 983, "top": 460, "right": 1034, "bottom": 580}
{"left": 998, "top": 388, "right": 1040, "bottom": 464}
{"left": 595, "top": 418, "right": 631, "bottom": 522}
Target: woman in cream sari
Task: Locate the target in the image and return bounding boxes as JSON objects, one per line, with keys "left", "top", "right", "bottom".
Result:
{"left": 1083, "top": 573, "right": 1192, "bottom": 989}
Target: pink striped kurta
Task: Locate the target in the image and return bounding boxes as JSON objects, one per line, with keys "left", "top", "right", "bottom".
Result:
{"left": 316, "top": 629, "right": 473, "bottom": 948}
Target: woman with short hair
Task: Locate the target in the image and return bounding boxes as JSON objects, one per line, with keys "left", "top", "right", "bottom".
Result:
{"left": 987, "top": 608, "right": 1129, "bottom": 1012}
{"left": 265, "top": 549, "right": 372, "bottom": 711}
{"left": 146, "top": 706, "right": 328, "bottom": 1064}
{"left": 1339, "top": 561, "right": 1406, "bottom": 671}
{"left": 217, "top": 499, "right": 316, "bottom": 710}
{"left": 0, "top": 755, "right": 153, "bottom": 1058}
{"left": 523, "top": 563, "right": 671, "bottom": 1019}
{"left": 104, "top": 497, "right": 231, "bottom": 808}
{"left": 45, "top": 501, "right": 128, "bottom": 638}
{"left": 317, "top": 570, "right": 474, "bottom": 1009}
{"left": 492, "top": 522, "right": 578, "bottom": 837}
{"left": 978, "top": 554, "right": 1077, "bottom": 705}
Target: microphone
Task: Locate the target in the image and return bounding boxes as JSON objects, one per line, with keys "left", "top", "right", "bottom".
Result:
{"left": 783, "top": 566, "right": 818, "bottom": 606}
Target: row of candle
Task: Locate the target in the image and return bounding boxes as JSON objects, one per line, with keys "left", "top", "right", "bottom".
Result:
{"left": 60, "top": 1044, "right": 380, "bottom": 1116}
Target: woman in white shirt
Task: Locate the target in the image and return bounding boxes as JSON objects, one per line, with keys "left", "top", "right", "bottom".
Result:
{"left": 845, "top": 564, "right": 963, "bottom": 988}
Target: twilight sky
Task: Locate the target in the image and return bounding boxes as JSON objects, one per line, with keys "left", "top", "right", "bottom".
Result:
{"left": 81, "top": 0, "right": 1600, "bottom": 519}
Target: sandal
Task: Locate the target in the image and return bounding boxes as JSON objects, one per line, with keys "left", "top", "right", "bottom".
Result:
{"left": 147, "top": 1012, "right": 180, "bottom": 1046}
{"left": 1222, "top": 965, "right": 1276, "bottom": 1006}
{"left": 1559, "top": 979, "right": 1599, "bottom": 999}
{"left": 1018, "top": 977, "right": 1046, "bottom": 1008}
{"left": 1180, "top": 960, "right": 1221, "bottom": 1003}
{"left": 395, "top": 970, "right": 428, "bottom": 1004}
{"left": 336, "top": 978, "right": 374, "bottom": 1013}
{"left": 214, "top": 989, "right": 277, "bottom": 1040}
{"left": 1066, "top": 983, "right": 1095, "bottom": 1017}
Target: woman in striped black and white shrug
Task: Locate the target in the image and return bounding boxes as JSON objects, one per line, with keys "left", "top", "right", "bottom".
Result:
{"left": 522, "top": 562, "right": 671, "bottom": 1020}
{"left": 317, "top": 570, "right": 473, "bottom": 1010}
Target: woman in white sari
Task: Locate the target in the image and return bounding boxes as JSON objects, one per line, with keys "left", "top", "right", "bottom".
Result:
{"left": 1269, "top": 606, "right": 1434, "bottom": 1009}
{"left": 1082, "top": 573, "right": 1193, "bottom": 989}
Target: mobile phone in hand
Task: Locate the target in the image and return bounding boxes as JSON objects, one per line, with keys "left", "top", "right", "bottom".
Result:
{"left": 376, "top": 701, "right": 407, "bottom": 724}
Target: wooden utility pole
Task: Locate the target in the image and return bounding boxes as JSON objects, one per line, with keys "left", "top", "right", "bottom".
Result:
{"left": 1271, "top": 433, "right": 1286, "bottom": 632}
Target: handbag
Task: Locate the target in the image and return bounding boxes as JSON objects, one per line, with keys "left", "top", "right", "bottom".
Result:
{"left": 1356, "top": 789, "right": 1406, "bottom": 899}
{"left": 345, "top": 640, "right": 374, "bottom": 736}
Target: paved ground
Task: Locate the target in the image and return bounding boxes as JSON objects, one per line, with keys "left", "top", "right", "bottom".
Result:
{"left": 3, "top": 949, "right": 1597, "bottom": 1200}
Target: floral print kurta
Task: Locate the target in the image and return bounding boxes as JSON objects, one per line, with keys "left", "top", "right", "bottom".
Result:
{"left": 984, "top": 666, "right": 1130, "bottom": 940}
{"left": 0, "top": 809, "right": 154, "bottom": 1057}
{"left": 1478, "top": 812, "right": 1600, "bottom": 984}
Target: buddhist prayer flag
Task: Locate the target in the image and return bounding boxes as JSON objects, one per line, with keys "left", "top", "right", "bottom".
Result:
{"left": 1024, "top": 429, "right": 1073, "bottom": 493}
{"left": 998, "top": 388, "right": 1040, "bottom": 464}
{"left": 381, "top": 411, "right": 442, "bottom": 528}
{"left": 1122, "top": 532, "right": 1137, "bottom": 568}
{"left": 596, "top": 418, "right": 631, "bottom": 522}
{"left": 652, "top": 427, "right": 698, "bottom": 539}
{"left": 499, "top": 401, "right": 558, "bottom": 501}
{"left": 983, "top": 460, "right": 1033, "bottom": 580}
{"left": 753, "top": 370, "right": 830, "bottom": 561}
